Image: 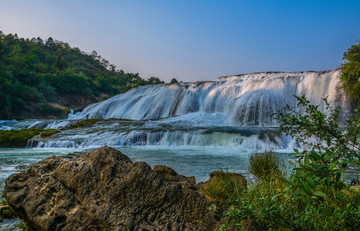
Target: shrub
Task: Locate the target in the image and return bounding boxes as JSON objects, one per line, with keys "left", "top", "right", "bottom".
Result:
{"left": 219, "top": 180, "right": 360, "bottom": 230}
{"left": 248, "top": 151, "right": 281, "bottom": 180}
{"left": 218, "top": 96, "right": 360, "bottom": 230}
{"left": 199, "top": 170, "right": 247, "bottom": 205}
{"left": 170, "top": 78, "right": 179, "bottom": 85}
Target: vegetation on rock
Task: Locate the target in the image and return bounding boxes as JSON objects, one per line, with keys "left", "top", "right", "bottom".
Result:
{"left": 0, "top": 119, "right": 103, "bottom": 147}
{"left": 67, "top": 118, "right": 101, "bottom": 129}
{"left": 40, "top": 129, "right": 60, "bottom": 138}
{"left": 0, "top": 31, "right": 164, "bottom": 119}
{"left": 4, "top": 146, "right": 220, "bottom": 230}
{"left": 0, "top": 199, "right": 16, "bottom": 222}
{"left": 0, "top": 128, "right": 43, "bottom": 147}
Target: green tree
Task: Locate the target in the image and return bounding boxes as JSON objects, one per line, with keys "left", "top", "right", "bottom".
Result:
{"left": 0, "top": 31, "right": 164, "bottom": 119}
{"left": 340, "top": 40, "right": 360, "bottom": 108}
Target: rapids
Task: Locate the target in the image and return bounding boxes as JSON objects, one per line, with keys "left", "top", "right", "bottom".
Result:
{"left": 76, "top": 70, "right": 349, "bottom": 126}
{"left": 0, "top": 70, "right": 350, "bottom": 150}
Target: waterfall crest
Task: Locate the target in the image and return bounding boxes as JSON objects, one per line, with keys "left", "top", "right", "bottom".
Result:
{"left": 76, "top": 70, "right": 349, "bottom": 126}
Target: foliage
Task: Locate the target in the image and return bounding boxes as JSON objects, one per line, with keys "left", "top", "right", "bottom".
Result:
{"left": 67, "top": 118, "right": 101, "bottom": 129}
{"left": 14, "top": 222, "right": 26, "bottom": 230}
{"left": 0, "top": 199, "right": 17, "bottom": 222}
{"left": 249, "top": 151, "right": 281, "bottom": 180}
{"left": 276, "top": 95, "right": 360, "bottom": 189}
{"left": 199, "top": 170, "right": 246, "bottom": 205}
{"left": 219, "top": 180, "right": 360, "bottom": 230}
{"left": 218, "top": 96, "right": 360, "bottom": 230}
{"left": 0, "top": 128, "right": 43, "bottom": 147}
{"left": 340, "top": 40, "right": 360, "bottom": 108}
{"left": 0, "top": 31, "right": 164, "bottom": 119}
{"left": 40, "top": 129, "right": 59, "bottom": 138}
{"left": 170, "top": 78, "right": 179, "bottom": 84}
{"left": 0, "top": 119, "right": 102, "bottom": 147}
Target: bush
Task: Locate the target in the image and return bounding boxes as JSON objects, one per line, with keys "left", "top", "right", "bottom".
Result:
{"left": 170, "top": 78, "right": 179, "bottom": 85}
{"left": 249, "top": 151, "right": 281, "bottom": 180}
{"left": 199, "top": 170, "right": 247, "bottom": 205}
{"left": 219, "top": 180, "right": 360, "bottom": 230}
{"left": 218, "top": 96, "right": 360, "bottom": 230}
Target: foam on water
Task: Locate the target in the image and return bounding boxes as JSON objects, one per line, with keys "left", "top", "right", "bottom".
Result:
{"left": 75, "top": 70, "right": 349, "bottom": 126}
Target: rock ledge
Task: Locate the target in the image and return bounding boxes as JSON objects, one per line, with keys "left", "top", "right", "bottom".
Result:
{"left": 4, "top": 146, "right": 219, "bottom": 231}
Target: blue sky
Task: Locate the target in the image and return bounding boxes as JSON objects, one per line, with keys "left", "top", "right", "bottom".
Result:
{"left": 0, "top": 0, "right": 359, "bottom": 82}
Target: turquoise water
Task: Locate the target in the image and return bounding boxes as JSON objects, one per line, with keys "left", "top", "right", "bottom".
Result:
{"left": 0, "top": 146, "right": 290, "bottom": 230}
{"left": 0, "top": 146, "right": 253, "bottom": 193}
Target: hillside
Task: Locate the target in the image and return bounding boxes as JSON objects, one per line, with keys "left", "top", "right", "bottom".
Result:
{"left": 0, "top": 31, "right": 163, "bottom": 119}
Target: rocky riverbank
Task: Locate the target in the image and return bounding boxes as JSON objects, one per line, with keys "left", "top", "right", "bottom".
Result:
{"left": 3, "top": 146, "right": 247, "bottom": 230}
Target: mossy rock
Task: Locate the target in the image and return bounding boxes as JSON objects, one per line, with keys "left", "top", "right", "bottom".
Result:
{"left": 0, "top": 199, "right": 17, "bottom": 221}
{"left": 40, "top": 129, "right": 60, "bottom": 138}
{"left": 66, "top": 119, "right": 101, "bottom": 129}
{"left": 0, "top": 128, "right": 43, "bottom": 147}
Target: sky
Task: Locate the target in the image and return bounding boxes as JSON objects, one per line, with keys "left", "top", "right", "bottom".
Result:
{"left": 0, "top": 0, "right": 360, "bottom": 82}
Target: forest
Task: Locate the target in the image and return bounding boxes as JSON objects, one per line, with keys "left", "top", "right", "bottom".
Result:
{"left": 0, "top": 31, "right": 163, "bottom": 119}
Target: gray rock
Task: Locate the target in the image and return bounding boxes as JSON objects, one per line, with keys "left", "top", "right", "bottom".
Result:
{"left": 4, "top": 146, "right": 220, "bottom": 231}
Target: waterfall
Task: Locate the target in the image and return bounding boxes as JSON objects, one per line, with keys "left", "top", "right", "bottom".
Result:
{"left": 75, "top": 70, "right": 350, "bottom": 126}
{"left": 33, "top": 70, "right": 349, "bottom": 149}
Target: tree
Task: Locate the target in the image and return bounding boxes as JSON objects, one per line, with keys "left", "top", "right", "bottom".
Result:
{"left": 340, "top": 40, "right": 360, "bottom": 108}
{"left": 170, "top": 78, "right": 178, "bottom": 84}
{"left": 147, "top": 76, "right": 163, "bottom": 84}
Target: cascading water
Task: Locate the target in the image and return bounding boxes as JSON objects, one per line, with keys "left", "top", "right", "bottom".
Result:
{"left": 34, "top": 70, "right": 350, "bottom": 150}
{"left": 76, "top": 70, "right": 348, "bottom": 125}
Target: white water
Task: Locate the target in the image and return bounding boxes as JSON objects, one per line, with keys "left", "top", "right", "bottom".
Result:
{"left": 0, "top": 70, "right": 350, "bottom": 229}
{"left": 0, "top": 70, "right": 348, "bottom": 150}
{"left": 76, "top": 70, "right": 349, "bottom": 126}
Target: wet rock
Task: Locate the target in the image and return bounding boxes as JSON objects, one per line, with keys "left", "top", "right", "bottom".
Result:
{"left": 4, "top": 146, "right": 220, "bottom": 231}
{"left": 153, "top": 165, "right": 196, "bottom": 190}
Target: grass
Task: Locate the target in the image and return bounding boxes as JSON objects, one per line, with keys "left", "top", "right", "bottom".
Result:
{"left": 199, "top": 170, "right": 247, "bottom": 206}
{"left": 217, "top": 152, "right": 360, "bottom": 230}
{"left": 248, "top": 151, "right": 281, "bottom": 180}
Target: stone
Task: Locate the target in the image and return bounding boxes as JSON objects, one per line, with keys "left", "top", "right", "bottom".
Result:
{"left": 4, "top": 146, "right": 220, "bottom": 231}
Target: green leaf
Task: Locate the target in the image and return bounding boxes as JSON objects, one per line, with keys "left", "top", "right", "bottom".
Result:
{"left": 304, "top": 156, "right": 310, "bottom": 167}
{"left": 342, "top": 160, "right": 358, "bottom": 166}
{"left": 328, "top": 161, "right": 338, "bottom": 170}
{"left": 301, "top": 181, "right": 312, "bottom": 195}
{"left": 313, "top": 191, "right": 326, "bottom": 198}
{"left": 306, "top": 177, "right": 315, "bottom": 188}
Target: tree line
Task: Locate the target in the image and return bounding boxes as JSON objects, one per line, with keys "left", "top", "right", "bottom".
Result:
{"left": 0, "top": 31, "right": 164, "bottom": 119}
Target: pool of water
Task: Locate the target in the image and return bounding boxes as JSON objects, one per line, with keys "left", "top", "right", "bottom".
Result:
{"left": 0, "top": 146, "right": 291, "bottom": 229}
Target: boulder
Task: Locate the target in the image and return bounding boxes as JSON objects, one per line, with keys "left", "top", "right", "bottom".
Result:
{"left": 4, "top": 146, "right": 220, "bottom": 231}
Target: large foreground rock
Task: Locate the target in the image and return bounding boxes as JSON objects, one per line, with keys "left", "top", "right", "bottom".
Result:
{"left": 4, "top": 146, "right": 220, "bottom": 230}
